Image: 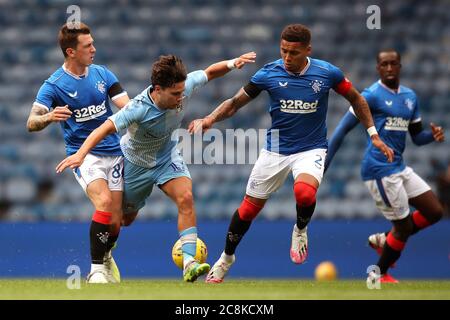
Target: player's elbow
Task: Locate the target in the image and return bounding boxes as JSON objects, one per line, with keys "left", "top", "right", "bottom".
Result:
{"left": 26, "top": 119, "right": 37, "bottom": 132}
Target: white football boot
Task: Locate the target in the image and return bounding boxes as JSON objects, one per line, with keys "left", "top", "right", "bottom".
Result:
{"left": 205, "top": 252, "right": 235, "bottom": 283}
{"left": 290, "top": 225, "right": 308, "bottom": 264}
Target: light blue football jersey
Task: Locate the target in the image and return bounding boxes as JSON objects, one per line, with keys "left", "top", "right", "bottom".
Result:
{"left": 34, "top": 64, "right": 123, "bottom": 156}
{"left": 109, "top": 70, "right": 208, "bottom": 168}
{"left": 351, "top": 80, "right": 421, "bottom": 180}
{"left": 250, "top": 57, "right": 346, "bottom": 155}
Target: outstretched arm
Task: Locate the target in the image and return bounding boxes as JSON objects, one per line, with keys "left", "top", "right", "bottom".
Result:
{"left": 341, "top": 86, "right": 394, "bottom": 162}
{"left": 188, "top": 87, "right": 253, "bottom": 134}
{"left": 56, "top": 119, "right": 117, "bottom": 173}
{"left": 325, "top": 111, "right": 359, "bottom": 172}
{"left": 409, "top": 121, "right": 445, "bottom": 145}
{"left": 204, "top": 52, "right": 256, "bottom": 81}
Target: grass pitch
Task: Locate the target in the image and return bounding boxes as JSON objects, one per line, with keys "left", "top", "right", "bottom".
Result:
{"left": 0, "top": 279, "right": 449, "bottom": 300}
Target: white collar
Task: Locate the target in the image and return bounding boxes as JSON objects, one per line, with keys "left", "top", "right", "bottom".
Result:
{"left": 62, "top": 63, "right": 89, "bottom": 79}
{"left": 284, "top": 57, "right": 310, "bottom": 76}
{"left": 378, "top": 80, "right": 401, "bottom": 94}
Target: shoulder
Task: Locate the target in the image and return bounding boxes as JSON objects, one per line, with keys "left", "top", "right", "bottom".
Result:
{"left": 89, "top": 64, "right": 110, "bottom": 76}
{"left": 251, "top": 59, "right": 283, "bottom": 82}
{"left": 45, "top": 67, "right": 65, "bottom": 85}
{"left": 309, "top": 58, "right": 340, "bottom": 72}
{"left": 400, "top": 85, "right": 416, "bottom": 97}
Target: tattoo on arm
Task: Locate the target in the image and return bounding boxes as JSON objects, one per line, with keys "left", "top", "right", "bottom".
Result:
{"left": 208, "top": 88, "right": 251, "bottom": 123}
{"left": 27, "top": 105, "right": 51, "bottom": 132}
{"left": 345, "top": 88, "right": 374, "bottom": 129}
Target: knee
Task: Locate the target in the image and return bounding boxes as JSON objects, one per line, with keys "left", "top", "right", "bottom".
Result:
{"left": 96, "top": 195, "right": 113, "bottom": 212}
{"left": 293, "top": 181, "right": 317, "bottom": 207}
{"left": 238, "top": 196, "right": 264, "bottom": 221}
{"left": 176, "top": 191, "right": 194, "bottom": 214}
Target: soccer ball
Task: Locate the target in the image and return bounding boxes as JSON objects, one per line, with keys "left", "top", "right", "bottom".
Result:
{"left": 171, "top": 238, "right": 208, "bottom": 269}
{"left": 314, "top": 261, "right": 338, "bottom": 281}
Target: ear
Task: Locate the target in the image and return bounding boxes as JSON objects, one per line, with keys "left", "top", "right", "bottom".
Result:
{"left": 66, "top": 47, "right": 75, "bottom": 58}
{"left": 306, "top": 44, "right": 312, "bottom": 55}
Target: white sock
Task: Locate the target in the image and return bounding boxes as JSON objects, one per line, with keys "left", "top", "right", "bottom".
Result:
{"left": 294, "top": 224, "right": 306, "bottom": 234}
{"left": 221, "top": 251, "right": 235, "bottom": 264}
{"left": 91, "top": 263, "right": 106, "bottom": 273}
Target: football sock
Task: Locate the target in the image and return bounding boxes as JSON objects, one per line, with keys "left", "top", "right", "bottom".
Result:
{"left": 179, "top": 226, "right": 197, "bottom": 267}
{"left": 411, "top": 210, "right": 431, "bottom": 235}
{"left": 106, "top": 231, "right": 119, "bottom": 253}
{"left": 296, "top": 202, "right": 316, "bottom": 230}
{"left": 90, "top": 210, "right": 112, "bottom": 265}
{"left": 377, "top": 233, "right": 405, "bottom": 274}
{"left": 224, "top": 210, "right": 252, "bottom": 255}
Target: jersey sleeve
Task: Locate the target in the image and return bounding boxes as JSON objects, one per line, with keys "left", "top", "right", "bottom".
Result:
{"left": 34, "top": 82, "right": 56, "bottom": 111}
{"left": 328, "top": 64, "right": 345, "bottom": 88}
{"left": 249, "top": 67, "right": 270, "bottom": 91}
{"left": 411, "top": 94, "right": 421, "bottom": 123}
{"left": 184, "top": 70, "right": 208, "bottom": 98}
{"left": 103, "top": 66, "right": 127, "bottom": 100}
{"left": 109, "top": 100, "right": 146, "bottom": 131}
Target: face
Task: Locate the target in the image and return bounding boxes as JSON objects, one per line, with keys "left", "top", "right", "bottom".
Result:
{"left": 280, "top": 39, "right": 311, "bottom": 73}
{"left": 377, "top": 52, "right": 401, "bottom": 87}
{"left": 67, "top": 34, "right": 96, "bottom": 66}
{"left": 155, "top": 81, "right": 186, "bottom": 109}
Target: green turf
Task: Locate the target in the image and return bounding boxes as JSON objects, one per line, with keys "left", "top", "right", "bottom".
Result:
{"left": 0, "top": 279, "right": 449, "bottom": 300}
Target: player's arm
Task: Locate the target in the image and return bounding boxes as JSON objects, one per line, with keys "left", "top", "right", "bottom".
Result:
{"left": 56, "top": 120, "right": 117, "bottom": 173}
{"left": 188, "top": 86, "right": 254, "bottom": 134}
{"left": 26, "top": 104, "right": 72, "bottom": 132}
{"left": 340, "top": 86, "right": 394, "bottom": 162}
{"left": 109, "top": 82, "right": 130, "bottom": 109}
{"left": 409, "top": 121, "right": 445, "bottom": 145}
{"left": 325, "top": 111, "right": 359, "bottom": 172}
{"left": 204, "top": 52, "right": 256, "bottom": 81}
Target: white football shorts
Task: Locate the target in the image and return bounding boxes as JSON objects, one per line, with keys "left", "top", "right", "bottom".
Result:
{"left": 73, "top": 153, "right": 124, "bottom": 192}
{"left": 245, "top": 148, "right": 327, "bottom": 199}
{"left": 364, "top": 166, "right": 431, "bottom": 220}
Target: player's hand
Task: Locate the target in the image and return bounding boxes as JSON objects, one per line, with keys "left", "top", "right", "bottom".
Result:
{"left": 50, "top": 105, "right": 72, "bottom": 122}
{"left": 234, "top": 51, "right": 256, "bottom": 69}
{"left": 188, "top": 117, "right": 214, "bottom": 134}
{"left": 371, "top": 135, "right": 394, "bottom": 162}
{"left": 55, "top": 152, "right": 85, "bottom": 173}
{"left": 430, "top": 122, "right": 445, "bottom": 142}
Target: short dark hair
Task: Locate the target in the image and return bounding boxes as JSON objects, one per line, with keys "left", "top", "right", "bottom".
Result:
{"left": 151, "top": 55, "right": 187, "bottom": 88}
{"left": 58, "top": 22, "right": 91, "bottom": 58}
{"left": 377, "top": 49, "right": 401, "bottom": 63}
{"left": 281, "top": 24, "right": 311, "bottom": 44}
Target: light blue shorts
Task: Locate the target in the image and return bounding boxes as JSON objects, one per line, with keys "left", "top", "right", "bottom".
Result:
{"left": 122, "top": 154, "right": 191, "bottom": 214}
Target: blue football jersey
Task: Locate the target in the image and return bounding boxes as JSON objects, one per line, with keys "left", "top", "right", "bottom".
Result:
{"left": 109, "top": 70, "right": 208, "bottom": 168}
{"left": 351, "top": 80, "right": 421, "bottom": 180}
{"left": 249, "top": 58, "right": 346, "bottom": 155}
{"left": 34, "top": 64, "right": 123, "bottom": 156}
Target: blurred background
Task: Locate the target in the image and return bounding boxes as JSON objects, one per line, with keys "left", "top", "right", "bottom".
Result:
{"left": 0, "top": 0, "right": 449, "bottom": 279}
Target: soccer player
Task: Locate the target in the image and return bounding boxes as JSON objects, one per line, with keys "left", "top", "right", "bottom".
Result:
{"left": 188, "top": 24, "right": 394, "bottom": 283}
{"left": 27, "top": 23, "right": 130, "bottom": 283}
{"left": 325, "top": 49, "right": 445, "bottom": 283}
{"left": 56, "top": 52, "right": 256, "bottom": 282}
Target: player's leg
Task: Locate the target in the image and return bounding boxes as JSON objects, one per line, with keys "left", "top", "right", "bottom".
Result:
{"left": 73, "top": 154, "right": 123, "bottom": 283}
{"left": 159, "top": 176, "right": 210, "bottom": 282}
{"left": 290, "top": 149, "right": 326, "bottom": 264}
{"left": 368, "top": 168, "right": 443, "bottom": 255}
{"left": 365, "top": 173, "right": 410, "bottom": 282}
{"left": 120, "top": 157, "right": 156, "bottom": 227}
{"left": 406, "top": 168, "right": 444, "bottom": 233}
{"left": 207, "top": 149, "right": 290, "bottom": 283}
{"left": 85, "top": 178, "right": 117, "bottom": 283}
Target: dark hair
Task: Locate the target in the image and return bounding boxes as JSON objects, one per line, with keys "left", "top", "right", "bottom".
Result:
{"left": 281, "top": 24, "right": 311, "bottom": 44}
{"left": 58, "top": 22, "right": 91, "bottom": 58}
{"left": 377, "top": 49, "right": 401, "bottom": 63}
{"left": 151, "top": 55, "right": 187, "bottom": 88}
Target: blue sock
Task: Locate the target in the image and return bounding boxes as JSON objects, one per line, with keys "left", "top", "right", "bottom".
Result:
{"left": 179, "top": 227, "right": 197, "bottom": 267}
